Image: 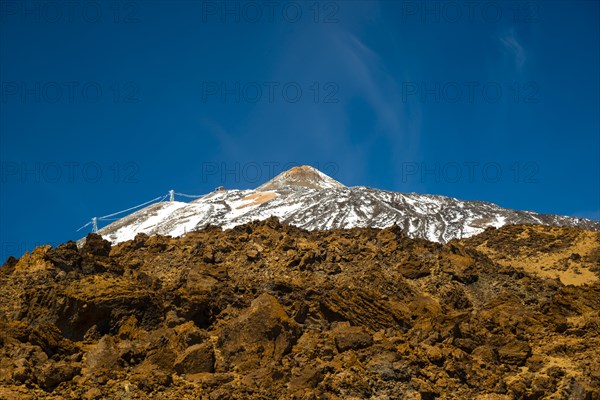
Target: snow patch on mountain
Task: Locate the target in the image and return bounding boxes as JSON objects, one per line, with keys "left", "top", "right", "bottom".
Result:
{"left": 88, "top": 166, "right": 600, "bottom": 245}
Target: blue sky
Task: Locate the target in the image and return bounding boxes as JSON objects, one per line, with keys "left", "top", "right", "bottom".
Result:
{"left": 1, "top": 1, "right": 599, "bottom": 260}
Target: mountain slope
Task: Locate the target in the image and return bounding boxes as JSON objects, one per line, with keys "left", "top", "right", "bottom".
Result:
{"left": 91, "top": 166, "right": 599, "bottom": 245}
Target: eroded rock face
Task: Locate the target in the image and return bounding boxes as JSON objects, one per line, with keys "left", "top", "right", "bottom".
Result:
{"left": 217, "top": 293, "right": 301, "bottom": 372}
{"left": 0, "top": 220, "right": 599, "bottom": 399}
{"left": 173, "top": 342, "right": 214, "bottom": 374}
{"left": 332, "top": 323, "right": 373, "bottom": 352}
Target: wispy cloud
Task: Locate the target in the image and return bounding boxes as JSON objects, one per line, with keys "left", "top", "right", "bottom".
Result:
{"left": 333, "top": 30, "right": 423, "bottom": 185}
{"left": 199, "top": 5, "right": 422, "bottom": 188}
{"left": 198, "top": 116, "right": 244, "bottom": 159}
{"left": 255, "top": 23, "right": 421, "bottom": 185}
{"left": 499, "top": 28, "right": 526, "bottom": 71}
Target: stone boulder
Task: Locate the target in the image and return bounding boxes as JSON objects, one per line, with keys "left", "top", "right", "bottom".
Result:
{"left": 332, "top": 323, "right": 373, "bottom": 352}
{"left": 173, "top": 342, "right": 215, "bottom": 374}
{"left": 217, "top": 293, "right": 300, "bottom": 371}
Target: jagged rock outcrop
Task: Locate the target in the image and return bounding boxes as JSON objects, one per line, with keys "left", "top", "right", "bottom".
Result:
{"left": 1, "top": 220, "right": 599, "bottom": 399}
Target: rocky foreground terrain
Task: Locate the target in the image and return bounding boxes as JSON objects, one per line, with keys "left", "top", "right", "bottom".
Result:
{"left": 1, "top": 219, "right": 599, "bottom": 399}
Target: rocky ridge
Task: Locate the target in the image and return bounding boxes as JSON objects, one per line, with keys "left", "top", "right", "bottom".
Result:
{"left": 1, "top": 220, "right": 599, "bottom": 399}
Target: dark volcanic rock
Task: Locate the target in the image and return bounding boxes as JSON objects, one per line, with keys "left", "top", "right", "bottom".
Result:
{"left": 37, "top": 361, "right": 81, "bottom": 389}
{"left": 81, "top": 233, "right": 111, "bottom": 257}
{"left": 498, "top": 341, "right": 532, "bottom": 366}
{"left": 173, "top": 342, "right": 215, "bottom": 374}
{"left": 332, "top": 323, "right": 373, "bottom": 352}
{"left": 0, "top": 221, "right": 598, "bottom": 399}
{"left": 217, "top": 293, "right": 301, "bottom": 371}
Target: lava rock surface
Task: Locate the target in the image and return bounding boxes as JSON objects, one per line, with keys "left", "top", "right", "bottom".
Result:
{"left": 1, "top": 218, "right": 599, "bottom": 399}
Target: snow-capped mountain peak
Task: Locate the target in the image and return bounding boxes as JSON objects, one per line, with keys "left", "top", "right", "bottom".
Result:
{"left": 86, "top": 166, "right": 600, "bottom": 245}
{"left": 256, "top": 165, "right": 345, "bottom": 191}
